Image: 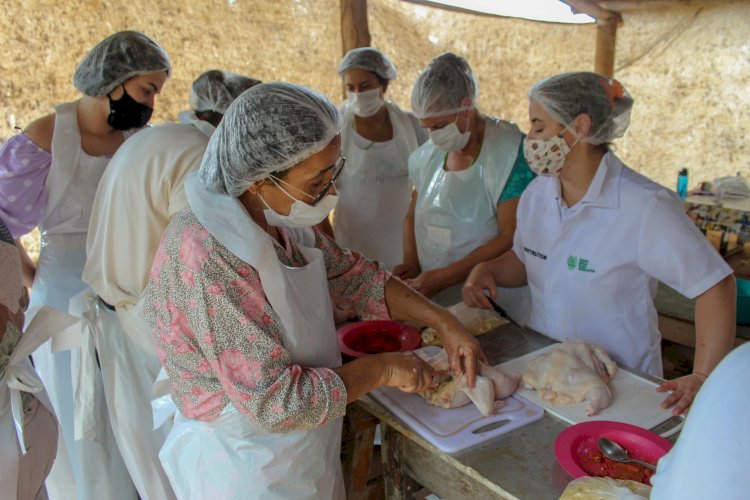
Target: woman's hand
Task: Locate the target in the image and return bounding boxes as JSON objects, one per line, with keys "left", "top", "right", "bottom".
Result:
{"left": 656, "top": 372, "right": 707, "bottom": 416}
{"left": 393, "top": 261, "right": 420, "bottom": 280}
{"left": 380, "top": 352, "right": 435, "bottom": 393}
{"left": 434, "top": 316, "right": 486, "bottom": 388}
{"left": 406, "top": 269, "right": 447, "bottom": 297}
{"left": 462, "top": 262, "right": 497, "bottom": 310}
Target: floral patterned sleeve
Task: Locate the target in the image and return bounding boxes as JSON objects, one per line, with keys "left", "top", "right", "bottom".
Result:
{"left": 313, "top": 227, "right": 392, "bottom": 320}
{"left": 144, "top": 209, "right": 348, "bottom": 431}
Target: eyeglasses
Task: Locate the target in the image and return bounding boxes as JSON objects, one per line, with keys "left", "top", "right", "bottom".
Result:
{"left": 271, "top": 155, "right": 346, "bottom": 207}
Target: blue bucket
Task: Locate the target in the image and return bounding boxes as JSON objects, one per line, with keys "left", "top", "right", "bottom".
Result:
{"left": 738, "top": 279, "right": 750, "bottom": 325}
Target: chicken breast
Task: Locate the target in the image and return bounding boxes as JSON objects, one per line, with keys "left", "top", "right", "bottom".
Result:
{"left": 416, "top": 348, "right": 520, "bottom": 417}
{"left": 522, "top": 341, "right": 618, "bottom": 416}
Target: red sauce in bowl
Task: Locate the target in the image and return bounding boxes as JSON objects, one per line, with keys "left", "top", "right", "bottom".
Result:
{"left": 337, "top": 320, "right": 421, "bottom": 358}
{"left": 576, "top": 438, "right": 655, "bottom": 485}
{"left": 348, "top": 329, "right": 402, "bottom": 354}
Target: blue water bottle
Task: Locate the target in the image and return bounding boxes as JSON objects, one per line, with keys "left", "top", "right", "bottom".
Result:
{"left": 677, "top": 168, "right": 688, "bottom": 200}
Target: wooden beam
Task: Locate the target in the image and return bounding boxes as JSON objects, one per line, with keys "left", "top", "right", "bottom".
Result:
{"left": 341, "top": 0, "right": 371, "bottom": 57}
{"left": 400, "top": 0, "right": 515, "bottom": 19}
{"left": 595, "top": 14, "right": 618, "bottom": 77}
{"left": 564, "top": 1, "right": 621, "bottom": 77}
{"left": 564, "top": 0, "right": 621, "bottom": 20}
{"left": 597, "top": 0, "right": 747, "bottom": 12}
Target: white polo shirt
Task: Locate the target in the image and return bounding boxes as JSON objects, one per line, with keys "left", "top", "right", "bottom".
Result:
{"left": 513, "top": 152, "right": 732, "bottom": 375}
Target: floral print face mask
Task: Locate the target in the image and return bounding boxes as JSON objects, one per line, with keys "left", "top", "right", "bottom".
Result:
{"left": 523, "top": 128, "right": 580, "bottom": 176}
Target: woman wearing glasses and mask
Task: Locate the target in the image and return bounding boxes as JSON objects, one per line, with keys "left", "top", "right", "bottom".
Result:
{"left": 0, "top": 31, "right": 170, "bottom": 498}
{"left": 395, "top": 52, "right": 535, "bottom": 320}
{"left": 332, "top": 48, "right": 427, "bottom": 269}
{"left": 144, "top": 82, "right": 483, "bottom": 499}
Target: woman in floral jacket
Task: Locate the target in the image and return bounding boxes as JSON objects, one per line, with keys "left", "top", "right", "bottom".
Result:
{"left": 144, "top": 82, "right": 483, "bottom": 499}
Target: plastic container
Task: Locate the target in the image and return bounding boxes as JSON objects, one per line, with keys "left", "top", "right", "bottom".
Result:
{"left": 737, "top": 278, "right": 750, "bottom": 325}
{"left": 677, "top": 168, "right": 689, "bottom": 200}
{"left": 336, "top": 320, "right": 421, "bottom": 358}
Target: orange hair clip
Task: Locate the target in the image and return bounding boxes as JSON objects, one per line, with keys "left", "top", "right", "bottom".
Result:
{"left": 602, "top": 78, "right": 625, "bottom": 108}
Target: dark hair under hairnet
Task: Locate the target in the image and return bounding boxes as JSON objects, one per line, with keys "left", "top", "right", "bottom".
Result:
{"left": 73, "top": 31, "right": 171, "bottom": 97}
{"left": 411, "top": 52, "right": 478, "bottom": 119}
{"left": 200, "top": 82, "right": 342, "bottom": 198}
{"left": 190, "top": 70, "right": 262, "bottom": 115}
{"left": 529, "top": 72, "right": 634, "bottom": 145}
{"left": 338, "top": 47, "right": 397, "bottom": 82}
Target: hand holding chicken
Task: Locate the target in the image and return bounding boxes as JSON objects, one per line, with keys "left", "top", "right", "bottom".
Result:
{"left": 416, "top": 348, "right": 520, "bottom": 417}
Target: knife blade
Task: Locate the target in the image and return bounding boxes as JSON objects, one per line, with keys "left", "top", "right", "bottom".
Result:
{"left": 486, "top": 296, "right": 528, "bottom": 334}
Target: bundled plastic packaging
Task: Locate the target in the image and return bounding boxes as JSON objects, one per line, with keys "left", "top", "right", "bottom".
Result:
{"left": 559, "top": 476, "right": 651, "bottom": 500}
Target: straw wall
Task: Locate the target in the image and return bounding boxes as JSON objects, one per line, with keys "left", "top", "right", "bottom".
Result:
{"left": 2, "top": 0, "right": 749, "bottom": 259}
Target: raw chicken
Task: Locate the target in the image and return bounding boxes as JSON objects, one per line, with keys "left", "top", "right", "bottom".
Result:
{"left": 522, "top": 341, "right": 618, "bottom": 416}
{"left": 416, "top": 348, "right": 520, "bottom": 417}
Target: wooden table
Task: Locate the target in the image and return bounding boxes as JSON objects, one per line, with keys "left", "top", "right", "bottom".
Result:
{"left": 655, "top": 282, "right": 749, "bottom": 348}
{"left": 342, "top": 325, "right": 681, "bottom": 500}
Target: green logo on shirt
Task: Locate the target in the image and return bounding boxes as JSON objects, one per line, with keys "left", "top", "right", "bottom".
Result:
{"left": 567, "top": 255, "right": 596, "bottom": 273}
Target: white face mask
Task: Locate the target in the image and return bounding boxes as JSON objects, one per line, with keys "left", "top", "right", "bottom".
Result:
{"left": 429, "top": 114, "right": 471, "bottom": 152}
{"left": 523, "top": 128, "right": 580, "bottom": 176}
{"left": 260, "top": 179, "right": 339, "bottom": 229}
{"left": 347, "top": 88, "right": 384, "bottom": 118}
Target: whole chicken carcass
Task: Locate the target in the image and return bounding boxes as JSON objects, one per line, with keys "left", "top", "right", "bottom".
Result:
{"left": 522, "top": 341, "right": 618, "bottom": 416}
{"left": 416, "top": 348, "right": 520, "bottom": 417}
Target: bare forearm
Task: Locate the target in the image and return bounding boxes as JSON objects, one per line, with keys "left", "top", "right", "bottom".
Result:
{"left": 485, "top": 249, "right": 528, "bottom": 288}
{"left": 384, "top": 278, "right": 455, "bottom": 329}
{"left": 15, "top": 238, "right": 36, "bottom": 288}
{"left": 402, "top": 215, "right": 418, "bottom": 265}
{"left": 334, "top": 355, "right": 386, "bottom": 403}
{"left": 693, "top": 274, "right": 736, "bottom": 376}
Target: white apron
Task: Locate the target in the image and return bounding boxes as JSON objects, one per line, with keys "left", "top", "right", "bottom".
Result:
{"left": 28, "top": 101, "right": 135, "bottom": 500}
{"left": 411, "top": 118, "right": 531, "bottom": 322}
{"left": 412, "top": 117, "right": 520, "bottom": 272}
{"left": 0, "top": 307, "right": 59, "bottom": 500}
{"left": 159, "top": 174, "right": 345, "bottom": 499}
{"left": 333, "top": 101, "right": 418, "bottom": 269}
{"left": 94, "top": 299, "right": 176, "bottom": 500}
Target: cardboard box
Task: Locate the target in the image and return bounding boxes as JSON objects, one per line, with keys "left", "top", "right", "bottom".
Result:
{"left": 684, "top": 195, "right": 750, "bottom": 235}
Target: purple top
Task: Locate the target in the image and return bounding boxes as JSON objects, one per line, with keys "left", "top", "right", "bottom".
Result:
{"left": 0, "top": 134, "right": 52, "bottom": 238}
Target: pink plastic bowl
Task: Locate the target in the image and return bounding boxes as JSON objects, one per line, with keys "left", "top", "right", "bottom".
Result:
{"left": 555, "top": 420, "right": 673, "bottom": 484}
{"left": 337, "top": 320, "right": 421, "bottom": 358}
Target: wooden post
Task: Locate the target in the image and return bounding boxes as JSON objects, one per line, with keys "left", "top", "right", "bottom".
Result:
{"left": 340, "top": 0, "right": 371, "bottom": 56}
{"left": 563, "top": 1, "right": 621, "bottom": 77}
{"left": 595, "top": 15, "right": 618, "bottom": 77}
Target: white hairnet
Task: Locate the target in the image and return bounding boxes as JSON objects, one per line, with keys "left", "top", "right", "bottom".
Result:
{"left": 411, "top": 52, "right": 478, "bottom": 119}
{"left": 200, "top": 82, "right": 342, "bottom": 198}
{"left": 338, "top": 47, "right": 397, "bottom": 81}
{"left": 529, "top": 72, "right": 634, "bottom": 145}
{"left": 73, "top": 31, "right": 171, "bottom": 97}
{"left": 189, "top": 70, "right": 262, "bottom": 114}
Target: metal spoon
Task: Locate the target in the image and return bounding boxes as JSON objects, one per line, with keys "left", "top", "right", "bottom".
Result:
{"left": 598, "top": 437, "right": 657, "bottom": 471}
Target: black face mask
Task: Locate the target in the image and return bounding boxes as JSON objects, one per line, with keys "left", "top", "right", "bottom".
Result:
{"left": 107, "top": 85, "right": 153, "bottom": 130}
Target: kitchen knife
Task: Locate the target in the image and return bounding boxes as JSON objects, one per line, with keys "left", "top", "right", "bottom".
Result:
{"left": 486, "top": 296, "right": 528, "bottom": 334}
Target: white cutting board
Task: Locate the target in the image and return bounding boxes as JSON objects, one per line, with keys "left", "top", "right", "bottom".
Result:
{"left": 499, "top": 344, "right": 684, "bottom": 434}
{"left": 370, "top": 389, "right": 544, "bottom": 454}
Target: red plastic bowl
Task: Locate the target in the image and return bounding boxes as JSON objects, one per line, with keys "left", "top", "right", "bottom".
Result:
{"left": 555, "top": 420, "right": 673, "bottom": 483}
{"left": 337, "top": 320, "right": 421, "bottom": 358}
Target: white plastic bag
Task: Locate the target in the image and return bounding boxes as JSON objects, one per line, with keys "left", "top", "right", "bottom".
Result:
{"left": 714, "top": 175, "right": 750, "bottom": 200}
{"left": 559, "top": 476, "right": 651, "bottom": 500}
